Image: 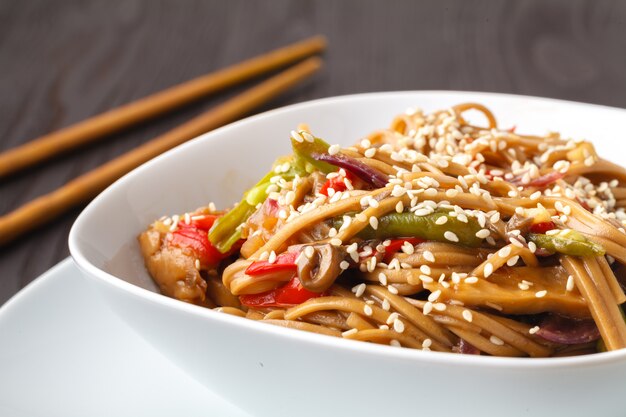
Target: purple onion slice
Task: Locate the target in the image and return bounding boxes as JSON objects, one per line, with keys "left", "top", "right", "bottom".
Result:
{"left": 312, "top": 152, "right": 388, "bottom": 188}
{"left": 535, "top": 314, "right": 600, "bottom": 345}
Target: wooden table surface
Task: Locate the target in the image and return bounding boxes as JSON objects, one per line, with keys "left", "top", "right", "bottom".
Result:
{"left": 1, "top": 0, "right": 626, "bottom": 304}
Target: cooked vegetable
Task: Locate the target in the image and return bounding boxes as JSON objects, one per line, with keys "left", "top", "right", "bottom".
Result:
{"left": 313, "top": 153, "right": 388, "bottom": 188}
{"left": 536, "top": 314, "right": 600, "bottom": 344}
{"left": 171, "top": 215, "right": 228, "bottom": 267}
{"left": 350, "top": 210, "right": 484, "bottom": 247}
{"left": 210, "top": 162, "right": 298, "bottom": 253}
{"left": 245, "top": 252, "right": 298, "bottom": 276}
{"left": 290, "top": 132, "right": 336, "bottom": 174}
{"left": 528, "top": 230, "right": 605, "bottom": 257}
{"left": 319, "top": 171, "right": 355, "bottom": 196}
{"left": 239, "top": 276, "right": 324, "bottom": 308}
{"left": 529, "top": 221, "right": 556, "bottom": 234}
{"left": 296, "top": 244, "right": 344, "bottom": 292}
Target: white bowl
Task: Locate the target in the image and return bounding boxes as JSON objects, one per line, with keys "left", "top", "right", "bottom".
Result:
{"left": 70, "top": 91, "right": 626, "bottom": 417}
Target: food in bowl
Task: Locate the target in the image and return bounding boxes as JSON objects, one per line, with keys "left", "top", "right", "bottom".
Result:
{"left": 139, "top": 102, "right": 626, "bottom": 357}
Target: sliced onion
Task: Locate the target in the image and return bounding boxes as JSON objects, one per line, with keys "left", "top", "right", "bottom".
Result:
{"left": 312, "top": 152, "right": 388, "bottom": 188}
{"left": 536, "top": 314, "right": 600, "bottom": 345}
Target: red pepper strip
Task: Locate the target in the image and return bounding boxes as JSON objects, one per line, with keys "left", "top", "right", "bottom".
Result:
{"left": 382, "top": 237, "right": 425, "bottom": 263}
{"left": 239, "top": 276, "right": 323, "bottom": 308}
{"left": 319, "top": 171, "right": 355, "bottom": 196}
{"left": 245, "top": 252, "right": 299, "bottom": 276}
{"left": 529, "top": 221, "right": 556, "bottom": 234}
{"left": 507, "top": 125, "right": 516, "bottom": 133}
{"left": 511, "top": 171, "right": 564, "bottom": 188}
{"left": 170, "top": 226, "right": 227, "bottom": 268}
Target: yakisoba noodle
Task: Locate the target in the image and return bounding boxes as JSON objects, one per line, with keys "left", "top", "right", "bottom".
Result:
{"left": 139, "top": 103, "right": 626, "bottom": 357}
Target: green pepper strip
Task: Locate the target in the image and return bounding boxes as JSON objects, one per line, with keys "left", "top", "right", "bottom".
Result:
{"left": 290, "top": 134, "right": 336, "bottom": 174}
{"left": 209, "top": 159, "right": 303, "bottom": 253}
{"left": 528, "top": 230, "right": 605, "bottom": 257}
{"left": 334, "top": 209, "right": 484, "bottom": 248}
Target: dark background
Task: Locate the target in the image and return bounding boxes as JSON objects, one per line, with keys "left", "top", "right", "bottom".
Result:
{"left": 1, "top": 0, "right": 625, "bottom": 304}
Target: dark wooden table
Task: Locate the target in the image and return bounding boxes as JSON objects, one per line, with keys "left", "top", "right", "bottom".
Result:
{"left": 1, "top": 0, "right": 625, "bottom": 304}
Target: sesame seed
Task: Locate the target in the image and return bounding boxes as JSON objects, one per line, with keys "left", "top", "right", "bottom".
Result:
{"left": 290, "top": 130, "right": 304, "bottom": 142}
{"left": 475, "top": 229, "right": 490, "bottom": 239}
{"left": 433, "top": 302, "right": 447, "bottom": 311}
{"left": 194, "top": 259, "right": 200, "bottom": 270}
{"left": 528, "top": 241, "right": 537, "bottom": 253}
{"left": 364, "top": 148, "right": 377, "bottom": 158}
{"left": 388, "top": 285, "right": 399, "bottom": 295}
{"left": 386, "top": 312, "right": 399, "bottom": 325}
{"left": 259, "top": 251, "right": 269, "bottom": 261}
{"left": 393, "top": 319, "right": 405, "bottom": 333}
{"left": 423, "top": 250, "right": 435, "bottom": 263}
{"left": 420, "top": 265, "right": 431, "bottom": 275}
{"left": 389, "top": 340, "right": 401, "bottom": 347}
{"left": 489, "top": 335, "right": 504, "bottom": 346}
{"left": 342, "top": 328, "right": 358, "bottom": 337}
{"left": 340, "top": 261, "right": 350, "bottom": 270}
{"left": 529, "top": 326, "right": 540, "bottom": 335}
{"left": 424, "top": 188, "right": 438, "bottom": 197}
{"left": 423, "top": 302, "right": 433, "bottom": 315}
{"left": 566, "top": 275, "right": 575, "bottom": 292}
{"left": 428, "top": 290, "right": 441, "bottom": 302}
{"left": 464, "top": 276, "right": 479, "bottom": 284}
{"left": 535, "top": 290, "right": 547, "bottom": 298}
{"left": 330, "top": 238, "right": 343, "bottom": 246}
{"left": 484, "top": 263, "right": 494, "bottom": 278}
{"left": 363, "top": 305, "right": 373, "bottom": 316}
{"left": 507, "top": 255, "right": 520, "bottom": 266}
{"left": 435, "top": 216, "right": 448, "bottom": 225}
{"left": 395, "top": 201, "right": 404, "bottom": 213}
{"left": 369, "top": 216, "right": 379, "bottom": 230}
{"left": 382, "top": 299, "right": 391, "bottom": 311}
{"left": 462, "top": 310, "right": 473, "bottom": 322}
{"left": 498, "top": 246, "right": 511, "bottom": 258}
{"left": 304, "top": 246, "right": 315, "bottom": 259}
{"left": 301, "top": 131, "right": 315, "bottom": 143}
{"left": 444, "top": 231, "right": 459, "bottom": 242}
{"left": 422, "top": 338, "right": 432, "bottom": 349}
{"left": 268, "top": 251, "right": 277, "bottom": 264}
{"left": 530, "top": 191, "right": 542, "bottom": 200}
{"left": 350, "top": 283, "right": 366, "bottom": 300}
{"left": 378, "top": 272, "right": 388, "bottom": 285}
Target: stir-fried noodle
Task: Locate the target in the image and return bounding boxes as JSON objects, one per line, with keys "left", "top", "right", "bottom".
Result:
{"left": 139, "top": 103, "right": 626, "bottom": 356}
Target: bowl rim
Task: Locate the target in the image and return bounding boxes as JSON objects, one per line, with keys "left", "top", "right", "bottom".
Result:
{"left": 69, "top": 90, "right": 626, "bottom": 369}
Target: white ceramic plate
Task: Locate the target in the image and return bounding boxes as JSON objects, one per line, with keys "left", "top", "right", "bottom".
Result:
{"left": 69, "top": 91, "right": 626, "bottom": 417}
{"left": 0, "top": 259, "right": 250, "bottom": 417}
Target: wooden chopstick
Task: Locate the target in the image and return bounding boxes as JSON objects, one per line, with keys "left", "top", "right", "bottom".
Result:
{"left": 0, "top": 57, "right": 322, "bottom": 246}
{"left": 0, "top": 35, "right": 326, "bottom": 178}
